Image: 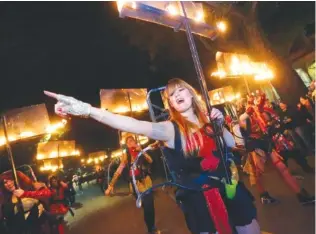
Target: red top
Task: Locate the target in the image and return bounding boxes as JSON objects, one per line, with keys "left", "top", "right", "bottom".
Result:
{"left": 51, "top": 186, "right": 66, "bottom": 201}
{"left": 272, "top": 134, "right": 294, "bottom": 152}
{"left": 189, "top": 127, "right": 232, "bottom": 234}
{"left": 21, "top": 188, "right": 53, "bottom": 199}
{"left": 188, "top": 128, "right": 220, "bottom": 171}
{"left": 128, "top": 147, "right": 141, "bottom": 177}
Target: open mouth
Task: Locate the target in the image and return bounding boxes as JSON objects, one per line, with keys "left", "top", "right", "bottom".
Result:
{"left": 176, "top": 98, "right": 184, "bottom": 104}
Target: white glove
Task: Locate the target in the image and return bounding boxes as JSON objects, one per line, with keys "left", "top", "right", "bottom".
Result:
{"left": 44, "top": 91, "right": 91, "bottom": 118}
{"left": 210, "top": 108, "right": 224, "bottom": 121}
{"left": 13, "top": 189, "right": 25, "bottom": 198}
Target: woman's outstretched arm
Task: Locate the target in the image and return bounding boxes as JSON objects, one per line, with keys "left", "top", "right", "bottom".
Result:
{"left": 90, "top": 107, "right": 173, "bottom": 141}
{"left": 44, "top": 91, "right": 174, "bottom": 143}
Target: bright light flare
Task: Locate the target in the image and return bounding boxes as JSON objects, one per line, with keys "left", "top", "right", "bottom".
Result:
{"left": 139, "top": 137, "right": 149, "bottom": 145}
{"left": 71, "top": 150, "right": 80, "bottom": 156}
{"left": 254, "top": 71, "right": 274, "bottom": 81}
{"left": 112, "top": 151, "right": 123, "bottom": 158}
{"left": 225, "top": 96, "right": 235, "bottom": 102}
{"left": 131, "top": 1, "right": 137, "bottom": 9}
{"left": 117, "top": 1, "right": 126, "bottom": 12}
{"left": 37, "top": 154, "right": 44, "bottom": 160}
{"left": 211, "top": 70, "right": 227, "bottom": 78}
{"left": 50, "top": 151, "right": 58, "bottom": 158}
{"left": 46, "top": 119, "right": 67, "bottom": 134}
{"left": 166, "top": 4, "right": 178, "bottom": 16}
{"left": 117, "top": 1, "right": 136, "bottom": 12}
{"left": 40, "top": 165, "right": 60, "bottom": 172}
{"left": 194, "top": 11, "right": 204, "bottom": 22}
{"left": 212, "top": 54, "right": 274, "bottom": 81}
{"left": 216, "top": 21, "right": 227, "bottom": 32}
{"left": 113, "top": 102, "right": 148, "bottom": 114}
{"left": 82, "top": 155, "right": 106, "bottom": 164}
{"left": 36, "top": 148, "right": 80, "bottom": 160}
{"left": 20, "top": 131, "right": 35, "bottom": 138}
{"left": 113, "top": 106, "right": 130, "bottom": 113}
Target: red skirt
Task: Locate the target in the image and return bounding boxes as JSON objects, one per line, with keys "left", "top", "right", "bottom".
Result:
{"left": 50, "top": 203, "right": 69, "bottom": 216}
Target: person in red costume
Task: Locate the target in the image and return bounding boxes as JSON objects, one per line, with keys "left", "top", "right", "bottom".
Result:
{"left": 240, "top": 92, "right": 314, "bottom": 205}
{"left": 48, "top": 176, "right": 69, "bottom": 216}
{"left": 0, "top": 171, "right": 51, "bottom": 234}
{"left": 44, "top": 78, "right": 260, "bottom": 234}
{"left": 105, "top": 135, "right": 159, "bottom": 234}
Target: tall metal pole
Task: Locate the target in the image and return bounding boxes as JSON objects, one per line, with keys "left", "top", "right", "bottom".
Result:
{"left": 2, "top": 116, "right": 20, "bottom": 188}
{"left": 179, "top": 2, "right": 212, "bottom": 116}
{"left": 2, "top": 116, "right": 25, "bottom": 219}
{"left": 57, "top": 143, "right": 60, "bottom": 170}
{"left": 179, "top": 2, "right": 230, "bottom": 183}
{"left": 268, "top": 80, "right": 280, "bottom": 103}
{"left": 126, "top": 90, "right": 141, "bottom": 145}
{"left": 243, "top": 76, "right": 251, "bottom": 95}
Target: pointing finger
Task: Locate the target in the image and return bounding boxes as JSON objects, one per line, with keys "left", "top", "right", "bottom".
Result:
{"left": 44, "top": 90, "right": 74, "bottom": 104}
{"left": 44, "top": 90, "right": 58, "bottom": 99}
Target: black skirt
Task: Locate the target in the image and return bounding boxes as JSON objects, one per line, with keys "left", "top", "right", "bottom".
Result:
{"left": 176, "top": 179, "right": 257, "bottom": 233}
{"left": 246, "top": 137, "right": 271, "bottom": 153}
{"left": 176, "top": 189, "right": 217, "bottom": 234}
{"left": 223, "top": 182, "right": 257, "bottom": 227}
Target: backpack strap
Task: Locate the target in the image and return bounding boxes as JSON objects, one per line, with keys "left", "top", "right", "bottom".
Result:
{"left": 126, "top": 148, "right": 131, "bottom": 171}
{"left": 170, "top": 121, "right": 203, "bottom": 174}
{"left": 171, "top": 121, "right": 182, "bottom": 153}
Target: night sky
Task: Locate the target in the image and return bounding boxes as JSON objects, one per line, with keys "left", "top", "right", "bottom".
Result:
{"left": 0, "top": 1, "right": 213, "bottom": 161}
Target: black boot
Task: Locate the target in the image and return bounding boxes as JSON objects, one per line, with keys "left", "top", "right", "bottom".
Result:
{"left": 302, "top": 166, "right": 315, "bottom": 174}
{"left": 260, "top": 192, "right": 279, "bottom": 205}
{"left": 297, "top": 188, "right": 315, "bottom": 206}
{"left": 147, "top": 228, "right": 161, "bottom": 234}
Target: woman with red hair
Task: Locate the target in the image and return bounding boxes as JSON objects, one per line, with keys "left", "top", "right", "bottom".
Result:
{"left": 45, "top": 78, "right": 260, "bottom": 234}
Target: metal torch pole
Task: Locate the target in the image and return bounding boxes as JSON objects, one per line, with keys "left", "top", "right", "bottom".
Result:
{"left": 126, "top": 90, "right": 141, "bottom": 145}
{"left": 179, "top": 1, "right": 230, "bottom": 183}
{"left": 2, "top": 116, "right": 25, "bottom": 219}
{"left": 2, "top": 116, "right": 20, "bottom": 188}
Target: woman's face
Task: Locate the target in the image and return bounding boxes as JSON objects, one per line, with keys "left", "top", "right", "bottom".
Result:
{"left": 51, "top": 179, "right": 58, "bottom": 187}
{"left": 168, "top": 86, "right": 193, "bottom": 113}
{"left": 126, "top": 137, "right": 137, "bottom": 148}
{"left": 279, "top": 103, "right": 287, "bottom": 111}
{"left": 3, "top": 179, "right": 15, "bottom": 192}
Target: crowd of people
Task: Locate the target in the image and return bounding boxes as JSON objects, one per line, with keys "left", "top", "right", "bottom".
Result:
{"left": 227, "top": 87, "right": 315, "bottom": 206}
{"left": 0, "top": 78, "right": 314, "bottom": 234}
{"left": 0, "top": 171, "right": 74, "bottom": 234}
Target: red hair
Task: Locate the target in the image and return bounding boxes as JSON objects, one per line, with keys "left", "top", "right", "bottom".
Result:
{"left": 0, "top": 171, "right": 33, "bottom": 190}
{"left": 164, "top": 78, "right": 208, "bottom": 156}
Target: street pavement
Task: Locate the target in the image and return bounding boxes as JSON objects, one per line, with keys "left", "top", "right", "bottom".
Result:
{"left": 65, "top": 157, "right": 315, "bottom": 234}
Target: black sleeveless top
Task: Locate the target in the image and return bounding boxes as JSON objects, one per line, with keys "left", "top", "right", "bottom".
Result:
{"left": 162, "top": 122, "right": 226, "bottom": 190}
